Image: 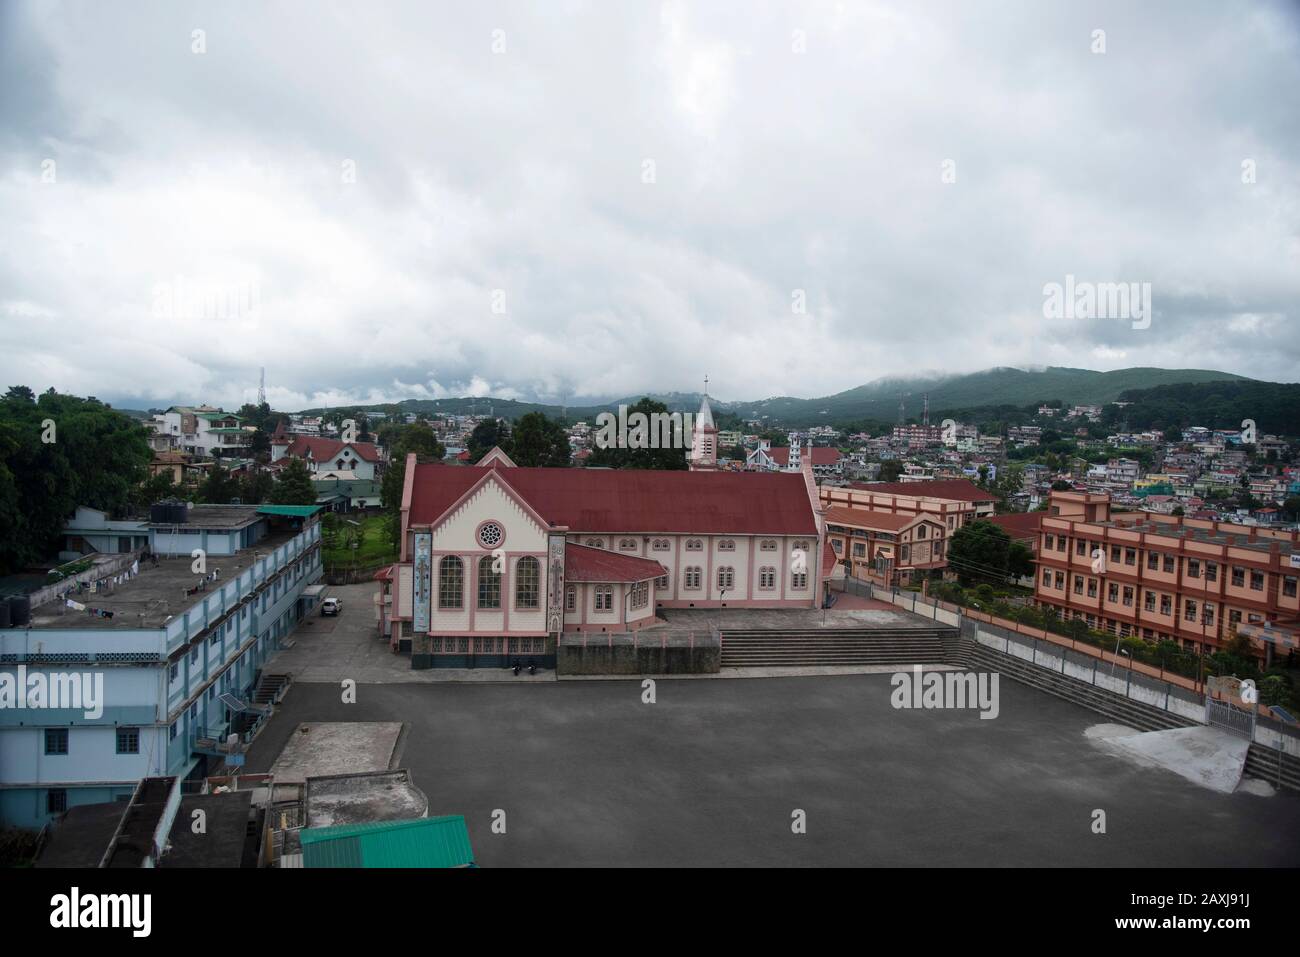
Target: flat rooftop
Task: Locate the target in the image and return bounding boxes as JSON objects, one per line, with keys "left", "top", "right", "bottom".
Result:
{"left": 26, "top": 527, "right": 305, "bottom": 630}
{"left": 1095, "top": 518, "right": 1295, "bottom": 555}
{"left": 305, "top": 770, "right": 428, "bottom": 829}
{"left": 147, "top": 504, "right": 262, "bottom": 529}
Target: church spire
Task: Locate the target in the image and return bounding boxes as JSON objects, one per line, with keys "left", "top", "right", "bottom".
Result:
{"left": 689, "top": 376, "right": 718, "bottom": 470}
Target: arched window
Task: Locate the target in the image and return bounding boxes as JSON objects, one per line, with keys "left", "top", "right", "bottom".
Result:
{"left": 516, "top": 556, "right": 540, "bottom": 609}
{"left": 565, "top": 585, "right": 576, "bottom": 612}
{"left": 759, "top": 566, "right": 776, "bottom": 589}
{"left": 477, "top": 555, "right": 501, "bottom": 609}
{"left": 619, "top": 538, "right": 637, "bottom": 551}
{"left": 438, "top": 556, "right": 463, "bottom": 609}
{"left": 585, "top": 538, "right": 604, "bottom": 549}
{"left": 685, "top": 539, "right": 703, "bottom": 551}
{"left": 718, "top": 539, "right": 735, "bottom": 551}
{"left": 717, "top": 566, "right": 735, "bottom": 590}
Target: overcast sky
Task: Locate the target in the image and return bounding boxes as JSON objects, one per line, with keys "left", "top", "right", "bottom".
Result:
{"left": 2, "top": 0, "right": 1298, "bottom": 411}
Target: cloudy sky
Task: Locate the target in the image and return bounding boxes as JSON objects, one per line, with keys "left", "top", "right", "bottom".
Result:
{"left": 2, "top": 0, "right": 1298, "bottom": 411}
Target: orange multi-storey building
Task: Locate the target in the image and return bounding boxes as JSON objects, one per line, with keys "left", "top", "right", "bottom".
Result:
{"left": 1034, "top": 492, "right": 1300, "bottom": 658}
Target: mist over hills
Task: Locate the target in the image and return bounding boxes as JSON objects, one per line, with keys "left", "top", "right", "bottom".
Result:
{"left": 290, "top": 366, "right": 1257, "bottom": 427}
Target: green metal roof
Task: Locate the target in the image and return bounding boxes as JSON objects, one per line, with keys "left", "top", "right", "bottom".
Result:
{"left": 195, "top": 411, "right": 244, "bottom": 422}
{"left": 300, "top": 815, "right": 474, "bottom": 868}
{"left": 256, "top": 505, "right": 324, "bottom": 517}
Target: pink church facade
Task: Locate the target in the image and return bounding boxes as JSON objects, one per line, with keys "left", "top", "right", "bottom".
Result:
{"left": 382, "top": 400, "right": 829, "bottom": 668}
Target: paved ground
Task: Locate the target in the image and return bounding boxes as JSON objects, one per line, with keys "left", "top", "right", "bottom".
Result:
{"left": 270, "top": 582, "right": 928, "bottom": 683}
{"left": 270, "top": 582, "right": 555, "bottom": 683}
{"left": 243, "top": 675, "right": 1300, "bottom": 867}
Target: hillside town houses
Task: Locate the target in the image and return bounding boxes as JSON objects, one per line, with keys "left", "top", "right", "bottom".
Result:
{"left": 4, "top": 389, "right": 1299, "bottom": 842}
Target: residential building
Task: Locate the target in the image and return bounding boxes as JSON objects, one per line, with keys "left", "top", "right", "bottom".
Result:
{"left": 271, "top": 433, "right": 384, "bottom": 480}
{"left": 0, "top": 505, "right": 324, "bottom": 829}
{"left": 156, "top": 406, "right": 252, "bottom": 457}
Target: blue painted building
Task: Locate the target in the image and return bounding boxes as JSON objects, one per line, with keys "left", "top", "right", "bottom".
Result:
{"left": 0, "top": 505, "right": 323, "bottom": 829}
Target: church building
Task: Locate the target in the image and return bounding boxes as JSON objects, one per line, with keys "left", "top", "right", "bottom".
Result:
{"left": 384, "top": 398, "right": 830, "bottom": 668}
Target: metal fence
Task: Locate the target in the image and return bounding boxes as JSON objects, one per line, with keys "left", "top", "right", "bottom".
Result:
{"left": 854, "top": 576, "right": 1300, "bottom": 757}
{"left": 1207, "top": 698, "right": 1255, "bottom": 739}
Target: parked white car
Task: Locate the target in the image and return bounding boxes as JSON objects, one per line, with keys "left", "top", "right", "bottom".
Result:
{"left": 321, "top": 597, "right": 342, "bottom": 616}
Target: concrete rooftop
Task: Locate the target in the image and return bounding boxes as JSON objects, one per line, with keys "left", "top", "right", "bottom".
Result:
{"left": 26, "top": 527, "right": 305, "bottom": 630}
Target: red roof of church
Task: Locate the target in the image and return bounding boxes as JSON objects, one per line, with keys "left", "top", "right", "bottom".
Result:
{"left": 765, "top": 447, "right": 842, "bottom": 467}
{"left": 564, "top": 544, "right": 667, "bottom": 583}
{"left": 407, "top": 464, "right": 819, "bottom": 535}
{"left": 849, "top": 479, "right": 995, "bottom": 502}
{"left": 284, "top": 436, "right": 381, "bottom": 463}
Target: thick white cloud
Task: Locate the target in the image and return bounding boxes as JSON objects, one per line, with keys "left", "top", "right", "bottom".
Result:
{"left": 1, "top": 0, "right": 1297, "bottom": 410}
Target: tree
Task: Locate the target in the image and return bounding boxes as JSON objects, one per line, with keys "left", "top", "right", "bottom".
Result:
{"left": 133, "top": 471, "right": 176, "bottom": 509}
{"left": 947, "top": 520, "right": 1012, "bottom": 586}
{"left": 1283, "top": 496, "right": 1300, "bottom": 522}
{"left": 380, "top": 424, "right": 448, "bottom": 547}
{"left": 994, "top": 464, "right": 1024, "bottom": 512}
{"left": 197, "top": 464, "right": 239, "bottom": 504}
{"left": 270, "top": 458, "right": 318, "bottom": 505}
{"left": 467, "top": 418, "right": 511, "bottom": 463}
{"left": 510, "top": 412, "right": 570, "bottom": 467}
{"left": 586, "top": 398, "right": 688, "bottom": 470}
{"left": 239, "top": 470, "right": 275, "bottom": 505}
{"left": 878, "top": 459, "right": 904, "bottom": 482}
{"left": 1008, "top": 541, "right": 1035, "bottom": 580}
{"left": 0, "top": 388, "right": 153, "bottom": 573}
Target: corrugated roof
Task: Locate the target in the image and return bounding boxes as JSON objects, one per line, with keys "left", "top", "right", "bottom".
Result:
{"left": 565, "top": 543, "right": 667, "bottom": 582}
{"left": 848, "top": 479, "right": 996, "bottom": 503}
{"left": 285, "top": 436, "right": 382, "bottom": 463}
{"left": 257, "top": 505, "right": 324, "bottom": 517}
{"left": 300, "top": 815, "right": 474, "bottom": 868}
{"left": 409, "top": 465, "right": 819, "bottom": 535}
{"left": 986, "top": 512, "right": 1044, "bottom": 542}
{"left": 824, "top": 505, "right": 921, "bottom": 531}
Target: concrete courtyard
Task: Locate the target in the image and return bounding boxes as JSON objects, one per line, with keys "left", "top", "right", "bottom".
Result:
{"left": 243, "top": 673, "right": 1300, "bottom": 867}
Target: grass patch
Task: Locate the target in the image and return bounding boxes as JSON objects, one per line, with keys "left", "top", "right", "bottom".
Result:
{"left": 321, "top": 513, "right": 397, "bottom": 569}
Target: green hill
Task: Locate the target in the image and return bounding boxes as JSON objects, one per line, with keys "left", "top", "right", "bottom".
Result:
{"left": 299, "top": 366, "right": 1255, "bottom": 429}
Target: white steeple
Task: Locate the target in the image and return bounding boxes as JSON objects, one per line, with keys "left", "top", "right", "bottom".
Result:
{"left": 689, "top": 377, "right": 718, "bottom": 471}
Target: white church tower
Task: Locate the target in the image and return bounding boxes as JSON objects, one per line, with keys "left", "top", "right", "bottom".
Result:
{"left": 786, "top": 432, "right": 801, "bottom": 472}
{"left": 689, "top": 380, "right": 718, "bottom": 471}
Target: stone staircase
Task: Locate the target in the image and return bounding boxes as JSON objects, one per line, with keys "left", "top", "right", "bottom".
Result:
{"left": 1243, "top": 744, "right": 1300, "bottom": 792}
{"left": 958, "top": 637, "right": 1193, "bottom": 733}
{"left": 719, "top": 626, "right": 956, "bottom": 668}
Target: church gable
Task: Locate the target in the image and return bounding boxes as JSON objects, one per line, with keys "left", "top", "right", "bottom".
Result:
{"left": 429, "top": 472, "right": 548, "bottom": 553}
